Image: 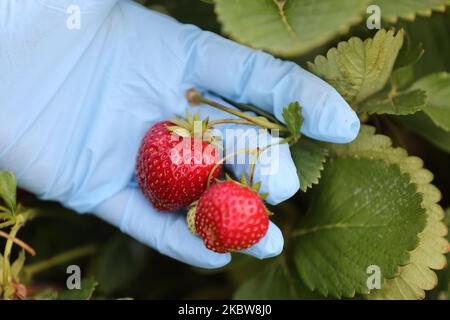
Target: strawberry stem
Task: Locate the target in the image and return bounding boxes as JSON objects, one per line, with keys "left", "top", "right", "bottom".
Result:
{"left": 186, "top": 89, "right": 289, "bottom": 133}
{"left": 208, "top": 119, "right": 256, "bottom": 127}
{"left": 3, "top": 222, "right": 21, "bottom": 293}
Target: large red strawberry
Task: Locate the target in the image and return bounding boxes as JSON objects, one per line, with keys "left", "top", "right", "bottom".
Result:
{"left": 136, "top": 114, "right": 222, "bottom": 211}
{"left": 189, "top": 180, "right": 269, "bottom": 253}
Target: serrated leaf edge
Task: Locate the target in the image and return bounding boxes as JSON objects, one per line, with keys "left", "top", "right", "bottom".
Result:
{"left": 382, "top": 3, "right": 450, "bottom": 23}
{"left": 300, "top": 149, "right": 328, "bottom": 192}
{"left": 330, "top": 125, "right": 448, "bottom": 299}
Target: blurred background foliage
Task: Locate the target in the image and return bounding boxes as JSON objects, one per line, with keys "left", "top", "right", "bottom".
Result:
{"left": 2, "top": 0, "right": 449, "bottom": 299}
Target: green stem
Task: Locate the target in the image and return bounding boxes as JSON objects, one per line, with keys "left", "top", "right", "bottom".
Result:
{"left": 187, "top": 90, "right": 288, "bottom": 132}
{"left": 208, "top": 119, "right": 256, "bottom": 127}
{"left": 23, "top": 244, "right": 98, "bottom": 278}
{"left": 3, "top": 222, "right": 22, "bottom": 290}
{"left": 248, "top": 149, "right": 260, "bottom": 185}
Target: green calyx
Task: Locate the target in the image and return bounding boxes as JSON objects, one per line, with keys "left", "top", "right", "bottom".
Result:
{"left": 167, "top": 110, "right": 222, "bottom": 148}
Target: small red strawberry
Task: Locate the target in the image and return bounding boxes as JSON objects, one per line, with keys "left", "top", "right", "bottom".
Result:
{"left": 190, "top": 180, "right": 269, "bottom": 253}
{"left": 136, "top": 113, "right": 222, "bottom": 211}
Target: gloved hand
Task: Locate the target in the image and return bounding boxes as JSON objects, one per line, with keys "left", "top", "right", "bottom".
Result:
{"left": 0, "top": 0, "right": 360, "bottom": 268}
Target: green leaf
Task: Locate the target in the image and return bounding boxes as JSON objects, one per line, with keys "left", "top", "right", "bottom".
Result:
{"left": 292, "top": 125, "right": 446, "bottom": 298}
{"left": 293, "top": 157, "right": 425, "bottom": 298}
{"left": 3, "top": 284, "right": 15, "bottom": 300}
{"left": 214, "top": 0, "right": 367, "bottom": 57}
{"left": 282, "top": 102, "right": 303, "bottom": 142}
{"left": 0, "top": 171, "right": 17, "bottom": 214}
{"left": 373, "top": 0, "right": 450, "bottom": 23}
{"left": 0, "top": 212, "right": 13, "bottom": 220}
{"left": 398, "top": 112, "right": 450, "bottom": 153}
{"left": 324, "top": 125, "right": 447, "bottom": 299}
{"left": 167, "top": 126, "right": 191, "bottom": 138}
{"left": 369, "top": 213, "right": 448, "bottom": 299}
{"left": 308, "top": 29, "right": 404, "bottom": 105}
{"left": 390, "top": 66, "right": 415, "bottom": 90}
{"left": 57, "top": 277, "right": 98, "bottom": 300}
{"left": 11, "top": 250, "right": 26, "bottom": 283}
{"left": 290, "top": 138, "right": 328, "bottom": 192}
{"left": 359, "top": 89, "right": 426, "bottom": 115}
{"left": 399, "top": 12, "right": 450, "bottom": 77}
{"left": 411, "top": 72, "right": 450, "bottom": 131}
{"left": 428, "top": 208, "right": 450, "bottom": 300}
{"left": 146, "top": 4, "right": 169, "bottom": 15}
{"left": 0, "top": 252, "right": 3, "bottom": 286}
{"left": 234, "top": 260, "right": 321, "bottom": 300}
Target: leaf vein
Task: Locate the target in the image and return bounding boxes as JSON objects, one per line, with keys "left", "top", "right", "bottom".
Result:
{"left": 293, "top": 223, "right": 386, "bottom": 237}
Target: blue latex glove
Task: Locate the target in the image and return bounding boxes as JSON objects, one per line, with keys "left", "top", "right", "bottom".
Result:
{"left": 0, "top": 0, "right": 360, "bottom": 268}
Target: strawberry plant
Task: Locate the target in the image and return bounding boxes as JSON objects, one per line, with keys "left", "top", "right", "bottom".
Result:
{"left": 1, "top": 0, "right": 450, "bottom": 300}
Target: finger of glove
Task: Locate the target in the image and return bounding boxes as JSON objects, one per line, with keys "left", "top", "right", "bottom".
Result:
{"left": 240, "top": 221, "right": 284, "bottom": 259}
